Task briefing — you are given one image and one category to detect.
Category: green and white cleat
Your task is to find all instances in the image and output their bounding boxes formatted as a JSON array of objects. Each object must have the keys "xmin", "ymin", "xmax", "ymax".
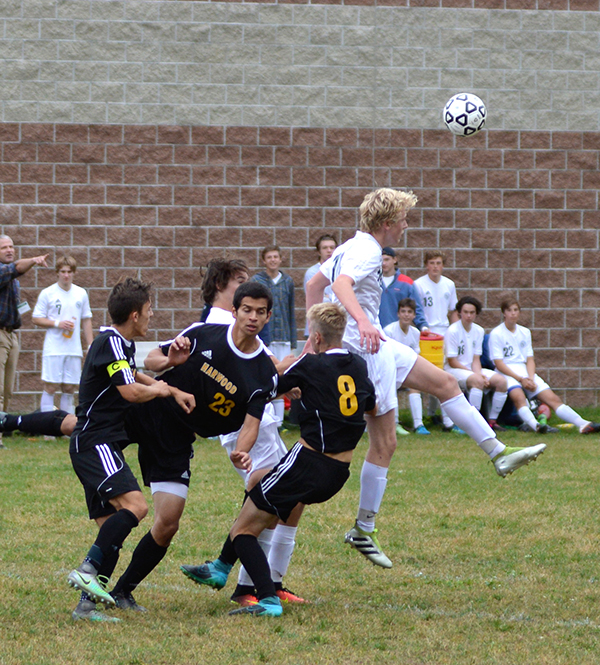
[
  {"xmin": 67, "ymin": 567, "xmax": 115, "ymax": 607},
  {"xmin": 72, "ymin": 599, "xmax": 121, "ymax": 623},
  {"xmin": 493, "ymin": 443, "xmax": 546, "ymax": 478},
  {"xmin": 344, "ymin": 522, "xmax": 392, "ymax": 569},
  {"xmin": 229, "ymin": 595, "xmax": 282, "ymax": 617},
  {"xmin": 396, "ymin": 424, "xmax": 409, "ymax": 436}
]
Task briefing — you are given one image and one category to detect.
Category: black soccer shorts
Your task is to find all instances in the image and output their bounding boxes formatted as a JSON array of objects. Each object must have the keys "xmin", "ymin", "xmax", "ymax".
[
  {"xmin": 70, "ymin": 441, "xmax": 141, "ymax": 520},
  {"xmin": 249, "ymin": 442, "xmax": 350, "ymax": 522}
]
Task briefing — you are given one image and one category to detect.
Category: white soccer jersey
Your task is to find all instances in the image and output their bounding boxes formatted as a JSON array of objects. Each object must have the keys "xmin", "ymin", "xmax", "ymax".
[
  {"xmin": 320, "ymin": 231, "xmax": 383, "ymax": 352},
  {"xmin": 444, "ymin": 320, "xmax": 483, "ymax": 371},
  {"xmin": 303, "ymin": 262, "xmax": 334, "ymax": 335},
  {"xmin": 32, "ymin": 283, "xmax": 92, "ymax": 357},
  {"xmin": 205, "ymin": 306, "xmax": 234, "ymax": 325},
  {"xmin": 413, "ymin": 274, "xmax": 457, "ymax": 334},
  {"xmin": 488, "ymin": 322, "xmax": 534, "ymax": 367},
  {"xmin": 383, "ymin": 321, "xmax": 421, "ymax": 355}
]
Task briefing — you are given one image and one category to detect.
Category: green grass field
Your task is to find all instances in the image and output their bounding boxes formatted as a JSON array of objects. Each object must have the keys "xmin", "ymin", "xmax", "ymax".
[{"xmin": 2, "ymin": 414, "xmax": 600, "ymax": 665}]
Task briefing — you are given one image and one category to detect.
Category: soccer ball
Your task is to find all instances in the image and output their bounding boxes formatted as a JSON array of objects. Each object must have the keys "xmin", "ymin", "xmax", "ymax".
[{"xmin": 443, "ymin": 93, "xmax": 487, "ymax": 137}]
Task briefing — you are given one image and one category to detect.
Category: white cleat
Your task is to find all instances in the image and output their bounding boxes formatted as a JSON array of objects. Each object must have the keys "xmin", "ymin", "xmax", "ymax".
[
  {"xmin": 344, "ymin": 522, "xmax": 392, "ymax": 568},
  {"xmin": 493, "ymin": 443, "xmax": 546, "ymax": 478}
]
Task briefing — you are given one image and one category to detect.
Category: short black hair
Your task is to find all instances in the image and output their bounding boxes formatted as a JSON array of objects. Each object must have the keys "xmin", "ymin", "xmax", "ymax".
[
  {"xmin": 107, "ymin": 277, "xmax": 152, "ymax": 325},
  {"xmin": 397, "ymin": 297, "xmax": 416, "ymax": 312},
  {"xmin": 456, "ymin": 295, "xmax": 482, "ymax": 316},
  {"xmin": 233, "ymin": 281, "xmax": 273, "ymax": 312}
]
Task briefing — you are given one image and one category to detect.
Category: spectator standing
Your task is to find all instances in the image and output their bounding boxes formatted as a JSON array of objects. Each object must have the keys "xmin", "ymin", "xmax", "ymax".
[
  {"xmin": 379, "ymin": 247, "xmax": 428, "ymax": 331},
  {"xmin": 303, "ymin": 234, "xmax": 337, "ymax": 336},
  {"xmin": 252, "ymin": 245, "xmax": 297, "ymax": 425},
  {"xmin": 32, "ymin": 255, "xmax": 93, "ymax": 414},
  {"xmin": 0, "ymin": 235, "xmax": 49, "ymax": 447}
]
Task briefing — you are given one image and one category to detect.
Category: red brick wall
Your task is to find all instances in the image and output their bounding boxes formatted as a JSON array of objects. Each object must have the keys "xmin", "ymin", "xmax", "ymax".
[{"xmin": 2, "ymin": 122, "xmax": 599, "ymax": 408}]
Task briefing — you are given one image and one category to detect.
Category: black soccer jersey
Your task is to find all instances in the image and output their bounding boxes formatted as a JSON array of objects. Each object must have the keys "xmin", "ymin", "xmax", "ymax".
[
  {"xmin": 277, "ymin": 349, "xmax": 376, "ymax": 455},
  {"xmin": 158, "ymin": 322, "xmax": 278, "ymax": 438},
  {"xmin": 71, "ymin": 327, "xmax": 137, "ymax": 452}
]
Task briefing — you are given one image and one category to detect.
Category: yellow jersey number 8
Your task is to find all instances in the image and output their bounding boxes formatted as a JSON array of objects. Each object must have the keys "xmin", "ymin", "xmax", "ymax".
[{"xmin": 337, "ymin": 375, "xmax": 358, "ymax": 416}]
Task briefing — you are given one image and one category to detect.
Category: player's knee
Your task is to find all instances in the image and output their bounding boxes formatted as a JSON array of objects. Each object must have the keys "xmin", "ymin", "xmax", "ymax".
[
  {"xmin": 437, "ymin": 372, "xmax": 460, "ymax": 400},
  {"xmin": 121, "ymin": 495, "xmax": 148, "ymax": 522},
  {"xmin": 469, "ymin": 375, "xmax": 485, "ymax": 390},
  {"xmin": 494, "ymin": 377, "xmax": 508, "ymax": 392},
  {"xmin": 153, "ymin": 518, "xmax": 179, "ymax": 546},
  {"xmin": 60, "ymin": 414, "xmax": 77, "ymax": 436}
]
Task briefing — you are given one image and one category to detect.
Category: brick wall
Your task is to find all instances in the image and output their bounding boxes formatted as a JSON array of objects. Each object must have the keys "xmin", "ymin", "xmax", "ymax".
[
  {"xmin": 3, "ymin": 121, "xmax": 599, "ymax": 409},
  {"xmin": 3, "ymin": 3, "xmax": 600, "ymax": 131}
]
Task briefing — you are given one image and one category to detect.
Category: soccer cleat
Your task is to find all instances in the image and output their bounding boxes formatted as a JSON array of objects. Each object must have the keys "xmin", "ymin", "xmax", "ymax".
[
  {"xmin": 396, "ymin": 423, "xmax": 409, "ymax": 436},
  {"xmin": 0, "ymin": 411, "xmax": 7, "ymax": 432},
  {"xmin": 414, "ymin": 425, "xmax": 431, "ymax": 435},
  {"xmin": 180, "ymin": 559, "xmax": 232, "ymax": 590},
  {"xmin": 488, "ymin": 419, "xmax": 507, "ymax": 432},
  {"xmin": 230, "ymin": 593, "xmax": 259, "ymax": 607},
  {"xmin": 537, "ymin": 423, "xmax": 559, "ymax": 434},
  {"xmin": 442, "ymin": 425, "xmax": 466, "ymax": 434},
  {"xmin": 229, "ymin": 595, "xmax": 283, "ymax": 617},
  {"xmin": 276, "ymin": 587, "xmax": 308, "ymax": 604},
  {"xmin": 110, "ymin": 591, "xmax": 148, "ymax": 612},
  {"xmin": 72, "ymin": 599, "xmax": 121, "ymax": 623},
  {"xmin": 67, "ymin": 568, "xmax": 115, "ymax": 607},
  {"xmin": 344, "ymin": 522, "xmax": 392, "ymax": 569},
  {"xmin": 493, "ymin": 443, "xmax": 546, "ymax": 478},
  {"xmin": 580, "ymin": 422, "xmax": 600, "ymax": 435}
]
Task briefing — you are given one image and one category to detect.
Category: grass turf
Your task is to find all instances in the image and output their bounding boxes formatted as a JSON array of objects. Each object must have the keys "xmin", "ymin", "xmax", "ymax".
[{"xmin": 1, "ymin": 414, "xmax": 600, "ymax": 665}]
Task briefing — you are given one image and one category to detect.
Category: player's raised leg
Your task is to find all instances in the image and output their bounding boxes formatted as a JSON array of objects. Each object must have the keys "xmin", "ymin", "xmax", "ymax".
[{"xmin": 403, "ymin": 356, "xmax": 546, "ymax": 477}]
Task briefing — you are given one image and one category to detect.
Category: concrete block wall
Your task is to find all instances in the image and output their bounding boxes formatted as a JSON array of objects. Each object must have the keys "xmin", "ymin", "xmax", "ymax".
[{"xmin": 1, "ymin": 0, "xmax": 600, "ymax": 408}]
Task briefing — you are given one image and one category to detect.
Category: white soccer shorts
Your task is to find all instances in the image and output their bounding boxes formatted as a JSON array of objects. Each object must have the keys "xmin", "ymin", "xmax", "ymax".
[{"xmin": 41, "ymin": 355, "xmax": 82, "ymax": 385}]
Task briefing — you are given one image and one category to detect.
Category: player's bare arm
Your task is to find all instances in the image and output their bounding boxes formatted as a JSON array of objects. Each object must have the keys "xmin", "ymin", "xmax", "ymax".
[
  {"xmin": 448, "ymin": 356, "xmax": 471, "ymax": 372},
  {"xmin": 230, "ymin": 413, "xmax": 262, "ymax": 471},
  {"xmin": 144, "ymin": 336, "xmax": 191, "ymax": 372},
  {"xmin": 303, "ymin": 271, "xmax": 332, "ymax": 354},
  {"xmin": 118, "ymin": 378, "xmax": 173, "ymax": 403},
  {"xmin": 332, "ymin": 274, "xmax": 384, "ymax": 354},
  {"xmin": 32, "ymin": 315, "xmax": 75, "ymax": 331},
  {"xmin": 82, "ymin": 318, "xmax": 93, "ymax": 350},
  {"xmin": 494, "ymin": 357, "xmax": 536, "ymax": 392},
  {"xmin": 134, "ymin": 371, "xmax": 195, "ymax": 413},
  {"xmin": 471, "ymin": 357, "xmax": 489, "ymax": 388}
]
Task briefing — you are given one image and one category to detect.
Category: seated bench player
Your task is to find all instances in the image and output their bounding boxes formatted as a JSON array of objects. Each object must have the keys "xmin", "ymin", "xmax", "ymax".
[
  {"xmin": 444, "ymin": 296, "xmax": 509, "ymax": 432},
  {"xmin": 382, "ymin": 298, "xmax": 430, "ymax": 435},
  {"xmin": 180, "ymin": 302, "xmax": 376, "ymax": 617},
  {"xmin": 489, "ymin": 295, "xmax": 600, "ymax": 435}
]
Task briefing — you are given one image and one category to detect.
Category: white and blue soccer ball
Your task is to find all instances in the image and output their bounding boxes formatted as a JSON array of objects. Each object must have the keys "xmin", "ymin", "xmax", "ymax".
[{"xmin": 443, "ymin": 93, "xmax": 487, "ymax": 137}]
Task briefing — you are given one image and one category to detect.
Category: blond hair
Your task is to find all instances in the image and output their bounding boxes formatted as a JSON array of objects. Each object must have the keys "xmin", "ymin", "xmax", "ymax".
[
  {"xmin": 359, "ymin": 188, "xmax": 418, "ymax": 233},
  {"xmin": 307, "ymin": 302, "xmax": 347, "ymax": 346}
]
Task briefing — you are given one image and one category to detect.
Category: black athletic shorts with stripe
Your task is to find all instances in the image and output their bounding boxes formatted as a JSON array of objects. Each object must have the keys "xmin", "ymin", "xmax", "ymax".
[
  {"xmin": 248, "ymin": 442, "xmax": 350, "ymax": 523},
  {"xmin": 70, "ymin": 440, "xmax": 141, "ymax": 520}
]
